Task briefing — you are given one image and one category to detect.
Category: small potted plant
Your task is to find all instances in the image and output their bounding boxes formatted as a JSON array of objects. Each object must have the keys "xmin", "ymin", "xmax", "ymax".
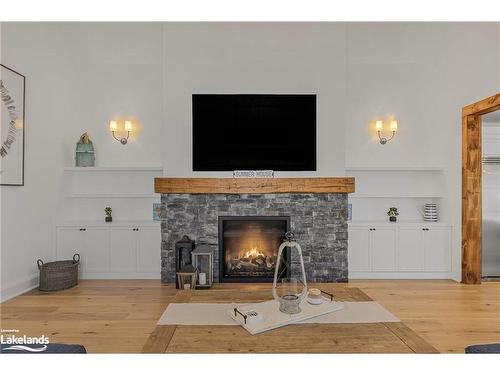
[
  {"xmin": 387, "ymin": 207, "xmax": 399, "ymax": 222},
  {"xmin": 105, "ymin": 207, "xmax": 113, "ymax": 222}
]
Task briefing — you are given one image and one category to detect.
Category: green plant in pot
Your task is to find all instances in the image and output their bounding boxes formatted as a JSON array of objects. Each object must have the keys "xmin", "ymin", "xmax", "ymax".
[
  {"xmin": 105, "ymin": 207, "xmax": 113, "ymax": 222},
  {"xmin": 387, "ymin": 207, "xmax": 399, "ymax": 222}
]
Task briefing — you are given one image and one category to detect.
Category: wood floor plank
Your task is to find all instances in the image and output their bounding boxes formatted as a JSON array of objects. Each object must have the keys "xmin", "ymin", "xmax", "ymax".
[
  {"xmin": 142, "ymin": 326, "xmax": 177, "ymax": 353},
  {"xmin": 346, "ymin": 288, "xmax": 373, "ymax": 302},
  {"xmin": 384, "ymin": 322, "xmax": 439, "ymax": 353}
]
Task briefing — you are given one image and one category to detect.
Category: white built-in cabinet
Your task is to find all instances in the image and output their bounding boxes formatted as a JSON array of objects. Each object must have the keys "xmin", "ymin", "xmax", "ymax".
[
  {"xmin": 348, "ymin": 223, "xmax": 452, "ymax": 278},
  {"xmin": 56, "ymin": 167, "xmax": 162, "ymax": 279},
  {"xmin": 56, "ymin": 223, "xmax": 160, "ymax": 279}
]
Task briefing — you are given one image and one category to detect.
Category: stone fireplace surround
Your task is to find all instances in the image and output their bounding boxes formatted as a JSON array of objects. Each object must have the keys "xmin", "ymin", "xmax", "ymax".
[{"xmin": 156, "ymin": 178, "xmax": 354, "ymax": 283}]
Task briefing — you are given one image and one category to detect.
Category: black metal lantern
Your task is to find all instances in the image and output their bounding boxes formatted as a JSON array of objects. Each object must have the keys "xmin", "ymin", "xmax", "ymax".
[{"xmin": 175, "ymin": 235, "xmax": 195, "ymax": 288}]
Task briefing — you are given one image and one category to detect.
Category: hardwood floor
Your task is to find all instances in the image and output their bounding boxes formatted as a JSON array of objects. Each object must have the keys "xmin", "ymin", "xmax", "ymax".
[
  {"xmin": 1, "ymin": 280, "xmax": 499, "ymax": 353},
  {"xmin": 350, "ymin": 280, "xmax": 500, "ymax": 353}
]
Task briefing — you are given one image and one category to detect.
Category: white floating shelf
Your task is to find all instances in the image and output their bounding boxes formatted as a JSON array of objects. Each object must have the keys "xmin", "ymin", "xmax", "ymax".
[
  {"xmin": 348, "ymin": 220, "xmax": 450, "ymax": 226},
  {"xmin": 345, "ymin": 166, "xmax": 445, "ymax": 172},
  {"xmin": 56, "ymin": 220, "xmax": 160, "ymax": 227},
  {"xmin": 65, "ymin": 194, "xmax": 159, "ymax": 199},
  {"xmin": 64, "ymin": 167, "xmax": 162, "ymax": 172},
  {"xmin": 349, "ymin": 194, "xmax": 443, "ymax": 198}
]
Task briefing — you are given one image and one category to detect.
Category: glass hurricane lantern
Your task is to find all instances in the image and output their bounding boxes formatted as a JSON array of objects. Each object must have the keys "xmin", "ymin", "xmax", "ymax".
[{"xmin": 272, "ymin": 232, "xmax": 308, "ymax": 314}]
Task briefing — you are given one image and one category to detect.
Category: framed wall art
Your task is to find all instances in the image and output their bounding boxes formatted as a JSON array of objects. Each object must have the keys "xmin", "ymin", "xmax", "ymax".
[{"xmin": 0, "ymin": 64, "xmax": 25, "ymax": 186}]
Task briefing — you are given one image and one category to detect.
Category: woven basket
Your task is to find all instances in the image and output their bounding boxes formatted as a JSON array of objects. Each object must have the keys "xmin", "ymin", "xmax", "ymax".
[{"xmin": 37, "ymin": 254, "xmax": 80, "ymax": 292}]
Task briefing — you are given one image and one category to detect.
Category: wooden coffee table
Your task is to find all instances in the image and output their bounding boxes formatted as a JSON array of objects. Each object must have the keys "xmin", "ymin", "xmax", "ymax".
[{"xmin": 142, "ymin": 287, "xmax": 438, "ymax": 353}]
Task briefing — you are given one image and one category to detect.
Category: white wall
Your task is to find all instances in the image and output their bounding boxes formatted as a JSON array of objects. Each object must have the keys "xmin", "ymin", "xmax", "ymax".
[
  {"xmin": 1, "ymin": 22, "xmax": 500, "ymax": 299},
  {"xmin": 58, "ymin": 23, "xmax": 163, "ymax": 168},
  {"xmin": 0, "ymin": 23, "xmax": 163, "ymax": 301},
  {"xmin": 162, "ymin": 23, "xmax": 348, "ymax": 177},
  {"xmin": 345, "ymin": 23, "xmax": 500, "ymax": 279}
]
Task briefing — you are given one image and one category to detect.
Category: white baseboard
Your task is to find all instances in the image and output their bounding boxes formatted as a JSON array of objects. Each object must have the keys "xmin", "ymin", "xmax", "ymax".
[
  {"xmin": 349, "ymin": 271, "xmax": 454, "ymax": 279},
  {"xmin": 0, "ymin": 273, "xmax": 39, "ymax": 302}
]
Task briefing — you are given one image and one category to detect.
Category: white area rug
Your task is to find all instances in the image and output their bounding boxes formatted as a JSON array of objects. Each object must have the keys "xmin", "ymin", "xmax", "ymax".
[{"xmin": 157, "ymin": 300, "xmax": 400, "ymax": 326}]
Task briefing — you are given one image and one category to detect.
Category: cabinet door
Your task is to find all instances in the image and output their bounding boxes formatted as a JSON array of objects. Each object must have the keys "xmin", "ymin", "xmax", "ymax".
[
  {"xmin": 137, "ymin": 227, "xmax": 160, "ymax": 273},
  {"xmin": 398, "ymin": 228, "xmax": 424, "ymax": 271},
  {"xmin": 424, "ymin": 228, "xmax": 451, "ymax": 272},
  {"xmin": 56, "ymin": 227, "xmax": 83, "ymax": 261},
  {"xmin": 83, "ymin": 228, "xmax": 110, "ymax": 273},
  {"xmin": 348, "ymin": 227, "xmax": 371, "ymax": 272},
  {"xmin": 371, "ymin": 227, "xmax": 397, "ymax": 271},
  {"xmin": 109, "ymin": 228, "xmax": 137, "ymax": 272}
]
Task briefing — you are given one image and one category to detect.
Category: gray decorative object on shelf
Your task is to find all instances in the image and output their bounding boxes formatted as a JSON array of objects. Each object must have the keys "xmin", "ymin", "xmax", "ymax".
[{"xmin": 75, "ymin": 132, "xmax": 95, "ymax": 167}]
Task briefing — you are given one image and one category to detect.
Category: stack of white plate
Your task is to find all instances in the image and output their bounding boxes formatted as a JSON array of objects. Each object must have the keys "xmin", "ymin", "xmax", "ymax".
[{"xmin": 423, "ymin": 203, "xmax": 438, "ymax": 222}]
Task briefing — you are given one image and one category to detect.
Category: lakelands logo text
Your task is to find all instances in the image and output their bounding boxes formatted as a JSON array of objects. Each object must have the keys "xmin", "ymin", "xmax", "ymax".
[
  {"xmin": 1, "ymin": 333, "xmax": 49, "ymax": 352},
  {"xmin": 1, "ymin": 335, "xmax": 49, "ymax": 345}
]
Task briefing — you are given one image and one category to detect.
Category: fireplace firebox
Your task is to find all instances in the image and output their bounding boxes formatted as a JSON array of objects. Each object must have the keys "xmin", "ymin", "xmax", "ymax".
[{"xmin": 218, "ymin": 216, "xmax": 290, "ymax": 282}]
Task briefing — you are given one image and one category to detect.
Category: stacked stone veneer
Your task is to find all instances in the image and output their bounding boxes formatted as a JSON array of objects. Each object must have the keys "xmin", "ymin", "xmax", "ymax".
[{"xmin": 161, "ymin": 193, "xmax": 348, "ymax": 283}]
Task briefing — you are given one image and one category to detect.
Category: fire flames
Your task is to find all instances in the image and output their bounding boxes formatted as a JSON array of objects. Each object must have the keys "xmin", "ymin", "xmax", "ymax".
[{"xmin": 241, "ymin": 246, "xmax": 266, "ymax": 259}]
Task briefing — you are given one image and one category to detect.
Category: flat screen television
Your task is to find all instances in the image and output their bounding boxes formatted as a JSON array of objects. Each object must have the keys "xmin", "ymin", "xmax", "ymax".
[{"xmin": 192, "ymin": 94, "xmax": 317, "ymax": 171}]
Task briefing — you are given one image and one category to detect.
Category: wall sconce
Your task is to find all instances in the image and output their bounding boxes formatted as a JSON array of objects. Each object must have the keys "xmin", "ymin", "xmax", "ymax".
[
  {"xmin": 375, "ymin": 120, "xmax": 398, "ymax": 145},
  {"xmin": 109, "ymin": 120, "xmax": 133, "ymax": 145}
]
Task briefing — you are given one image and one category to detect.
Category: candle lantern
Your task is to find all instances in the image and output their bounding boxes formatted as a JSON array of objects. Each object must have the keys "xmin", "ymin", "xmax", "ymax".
[
  {"xmin": 272, "ymin": 232, "xmax": 308, "ymax": 314},
  {"xmin": 191, "ymin": 244, "xmax": 213, "ymax": 289},
  {"xmin": 175, "ymin": 235, "xmax": 195, "ymax": 289}
]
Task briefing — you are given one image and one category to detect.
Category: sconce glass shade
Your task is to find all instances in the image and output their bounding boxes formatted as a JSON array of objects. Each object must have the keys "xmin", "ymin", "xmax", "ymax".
[
  {"xmin": 124, "ymin": 120, "xmax": 132, "ymax": 132},
  {"xmin": 375, "ymin": 120, "xmax": 383, "ymax": 131},
  {"xmin": 390, "ymin": 120, "xmax": 398, "ymax": 132},
  {"xmin": 109, "ymin": 120, "xmax": 118, "ymax": 132}
]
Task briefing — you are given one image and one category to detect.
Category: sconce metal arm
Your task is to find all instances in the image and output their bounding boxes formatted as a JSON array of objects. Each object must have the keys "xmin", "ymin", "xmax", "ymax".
[
  {"xmin": 112, "ymin": 131, "xmax": 130, "ymax": 145},
  {"xmin": 377, "ymin": 130, "xmax": 396, "ymax": 145}
]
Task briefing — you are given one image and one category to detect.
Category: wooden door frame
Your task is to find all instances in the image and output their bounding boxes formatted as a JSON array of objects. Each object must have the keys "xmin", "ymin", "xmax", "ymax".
[{"xmin": 462, "ymin": 93, "xmax": 500, "ymax": 284}]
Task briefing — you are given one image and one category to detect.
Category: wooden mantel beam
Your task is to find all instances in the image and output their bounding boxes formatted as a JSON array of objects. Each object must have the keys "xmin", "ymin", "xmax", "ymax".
[{"xmin": 155, "ymin": 177, "xmax": 355, "ymax": 194}]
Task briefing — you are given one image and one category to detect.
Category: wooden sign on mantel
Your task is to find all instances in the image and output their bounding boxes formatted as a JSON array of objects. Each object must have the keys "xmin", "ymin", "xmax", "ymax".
[
  {"xmin": 233, "ymin": 170, "xmax": 274, "ymax": 178},
  {"xmin": 154, "ymin": 177, "xmax": 355, "ymax": 194}
]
